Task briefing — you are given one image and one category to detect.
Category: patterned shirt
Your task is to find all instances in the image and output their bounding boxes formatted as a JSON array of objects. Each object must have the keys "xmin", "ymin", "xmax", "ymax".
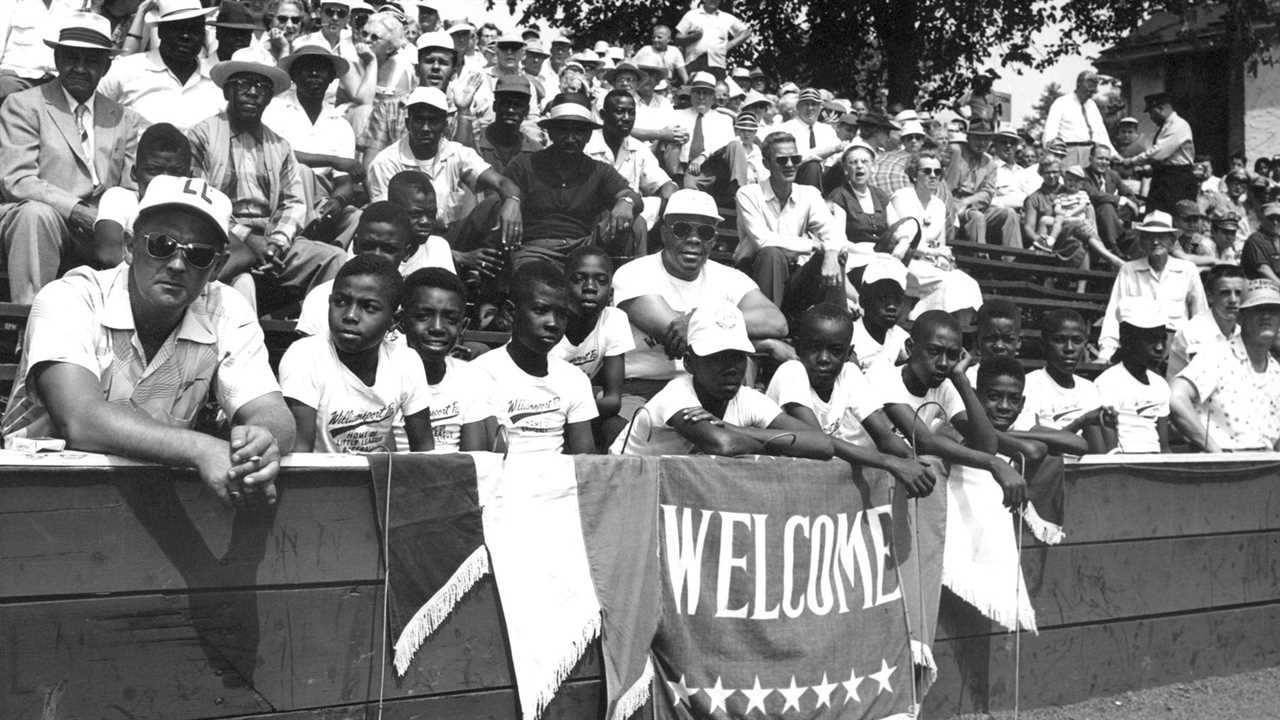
[{"xmin": 1178, "ymin": 336, "xmax": 1280, "ymax": 450}]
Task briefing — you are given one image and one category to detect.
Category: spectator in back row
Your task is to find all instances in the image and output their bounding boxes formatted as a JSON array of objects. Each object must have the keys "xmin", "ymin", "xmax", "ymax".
[{"xmin": 948, "ymin": 119, "xmax": 1022, "ymax": 249}]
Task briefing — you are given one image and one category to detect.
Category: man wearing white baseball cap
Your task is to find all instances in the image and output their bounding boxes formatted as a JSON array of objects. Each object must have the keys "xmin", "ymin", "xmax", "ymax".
[
  {"xmin": 99, "ymin": 0, "xmax": 225, "ymax": 128},
  {"xmin": 612, "ymin": 188, "xmax": 787, "ymax": 395},
  {"xmin": 0, "ymin": 12, "xmax": 147, "ymax": 303},
  {"xmin": 2, "ymin": 176, "xmax": 295, "ymax": 508}
]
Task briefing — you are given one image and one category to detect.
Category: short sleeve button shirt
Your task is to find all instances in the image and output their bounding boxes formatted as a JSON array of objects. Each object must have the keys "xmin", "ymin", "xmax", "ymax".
[
  {"xmin": 366, "ymin": 137, "xmax": 491, "ymax": 225},
  {"xmin": 1177, "ymin": 336, "xmax": 1280, "ymax": 450}
]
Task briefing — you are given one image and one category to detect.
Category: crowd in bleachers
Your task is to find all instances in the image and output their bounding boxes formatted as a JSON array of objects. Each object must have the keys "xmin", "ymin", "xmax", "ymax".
[{"xmin": 3, "ymin": 0, "xmax": 1280, "ymax": 511}]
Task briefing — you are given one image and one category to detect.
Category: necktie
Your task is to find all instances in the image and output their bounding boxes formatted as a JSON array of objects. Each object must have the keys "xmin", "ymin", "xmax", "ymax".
[
  {"xmin": 75, "ymin": 104, "xmax": 98, "ymax": 185},
  {"xmin": 689, "ymin": 112, "xmax": 705, "ymax": 162},
  {"xmin": 1081, "ymin": 99, "xmax": 1094, "ymax": 143},
  {"xmin": 809, "ymin": 123, "xmax": 816, "ymax": 149}
]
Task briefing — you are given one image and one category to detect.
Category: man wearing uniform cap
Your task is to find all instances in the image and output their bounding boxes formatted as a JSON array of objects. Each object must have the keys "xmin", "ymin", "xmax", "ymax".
[
  {"xmin": 99, "ymin": 0, "xmax": 225, "ymax": 128},
  {"xmin": 1116, "ymin": 91, "xmax": 1196, "ymax": 213},
  {"xmin": 674, "ymin": 0, "xmax": 751, "ymax": 82},
  {"xmin": 778, "ymin": 88, "xmax": 840, "ymax": 187},
  {"xmin": 0, "ymin": 12, "xmax": 147, "ymax": 303},
  {"xmin": 1171, "ymin": 277, "xmax": 1280, "ymax": 451},
  {"xmin": 1209, "ymin": 213, "xmax": 1244, "ymax": 265},
  {"xmin": 1097, "ymin": 210, "xmax": 1209, "ymax": 362},
  {"xmin": 1241, "ymin": 201, "xmax": 1280, "ymax": 283},
  {"xmin": 1, "ymin": 176, "xmax": 295, "ymax": 508},
  {"xmin": 190, "ymin": 48, "xmax": 346, "ymax": 313},
  {"xmin": 1042, "ymin": 69, "xmax": 1116, "ymax": 169}
]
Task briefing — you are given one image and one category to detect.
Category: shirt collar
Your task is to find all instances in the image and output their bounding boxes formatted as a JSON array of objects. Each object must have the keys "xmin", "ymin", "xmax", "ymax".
[
  {"xmin": 61, "ymin": 86, "xmax": 94, "ymax": 115},
  {"xmin": 145, "ymin": 47, "xmax": 212, "ymax": 81},
  {"xmin": 759, "ymin": 179, "xmax": 791, "ymax": 206},
  {"xmin": 100, "ymin": 265, "xmax": 217, "ymax": 343}
]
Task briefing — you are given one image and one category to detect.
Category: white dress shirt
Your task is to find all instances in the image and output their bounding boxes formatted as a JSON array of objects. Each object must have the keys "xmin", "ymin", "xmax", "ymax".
[
  {"xmin": 0, "ymin": 0, "xmax": 81, "ymax": 78},
  {"xmin": 1043, "ymin": 92, "xmax": 1116, "ymax": 152},
  {"xmin": 778, "ymin": 117, "xmax": 839, "ymax": 160},
  {"xmin": 97, "ymin": 49, "xmax": 223, "ymax": 129},
  {"xmin": 734, "ymin": 180, "xmax": 844, "ymax": 262},
  {"xmin": 670, "ymin": 106, "xmax": 733, "ymax": 164},
  {"xmin": 1098, "ymin": 256, "xmax": 1209, "ymax": 360}
]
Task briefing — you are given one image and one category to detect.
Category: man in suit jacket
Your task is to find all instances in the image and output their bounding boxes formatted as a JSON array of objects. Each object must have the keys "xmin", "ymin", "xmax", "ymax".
[
  {"xmin": 0, "ymin": 13, "xmax": 145, "ymax": 302},
  {"xmin": 1080, "ymin": 144, "xmax": 1136, "ymax": 255}
]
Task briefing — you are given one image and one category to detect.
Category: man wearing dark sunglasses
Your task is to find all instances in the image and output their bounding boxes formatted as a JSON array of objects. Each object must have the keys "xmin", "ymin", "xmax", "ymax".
[
  {"xmin": 735, "ymin": 131, "xmax": 848, "ymax": 316},
  {"xmin": 2, "ymin": 176, "xmax": 296, "ymax": 510}
]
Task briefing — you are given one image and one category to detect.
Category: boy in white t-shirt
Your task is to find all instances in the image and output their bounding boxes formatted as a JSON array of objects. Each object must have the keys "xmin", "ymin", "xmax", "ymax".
[
  {"xmin": 1023, "ymin": 309, "xmax": 1117, "ymax": 453},
  {"xmin": 1094, "ymin": 299, "xmax": 1172, "ymax": 453},
  {"xmin": 767, "ymin": 303, "xmax": 937, "ymax": 496},
  {"xmin": 280, "ymin": 255, "xmax": 433, "ymax": 453},
  {"xmin": 467, "ymin": 261, "xmax": 599, "ymax": 454},
  {"xmin": 611, "ymin": 301, "xmax": 834, "ymax": 458},
  {"xmin": 552, "ymin": 247, "xmax": 635, "ymax": 431},
  {"xmin": 851, "ymin": 261, "xmax": 911, "ymax": 371},
  {"xmin": 297, "ymin": 202, "xmax": 453, "ymax": 336},
  {"xmin": 868, "ymin": 310, "xmax": 1028, "ymax": 508},
  {"xmin": 94, "ymin": 122, "xmax": 192, "ymax": 269},
  {"xmin": 399, "ymin": 267, "xmax": 490, "ymax": 452},
  {"xmin": 386, "ymin": 170, "xmax": 458, "ymax": 274}
]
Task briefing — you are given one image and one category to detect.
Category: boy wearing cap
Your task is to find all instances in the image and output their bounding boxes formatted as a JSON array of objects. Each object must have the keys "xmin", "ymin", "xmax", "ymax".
[
  {"xmin": 1171, "ymin": 278, "xmax": 1280, "ymax": 451},
  {"xmin": 1095, "ymin": 299, "xmax": 1172, "ymax": 453},
  {"xmin": 1241, "ymin": 203, "xmax": 1280, "ymax": 283},
  {"xmin": 2, "ymin": 176, "xmax": 295, "ymax": 507},
  {"xmin": 851, "ymin": 261, "xmax": 911, "ymax": 370},
  {"xmin": 611, "ymin": 301, "xmax": 832, "ymax": 459},
  {"xmin": 0, "ymin": 12, "xmax": 147, "ymax": 303},
  {"xmin": 1098, "ymin": 210, "xmax": 1208, "ymax": 362}
]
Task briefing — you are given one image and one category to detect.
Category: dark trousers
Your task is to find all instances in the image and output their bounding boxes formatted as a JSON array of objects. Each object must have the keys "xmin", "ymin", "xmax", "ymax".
[
  {"xmin": 741, "ymin": 248, "xmax": 844, "ymax": 317},
  {"xmin": 1147, "ymin": 165, "xmax": 1198, "ymax": 215}
]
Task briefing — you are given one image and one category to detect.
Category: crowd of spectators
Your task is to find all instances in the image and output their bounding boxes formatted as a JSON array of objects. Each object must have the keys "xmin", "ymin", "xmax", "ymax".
[{"xmin": 2, "ymin": 0, "xmax": 1280, "ymax": 511}]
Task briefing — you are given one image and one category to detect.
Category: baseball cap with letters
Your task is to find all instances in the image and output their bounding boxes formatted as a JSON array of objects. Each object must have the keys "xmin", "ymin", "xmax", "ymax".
[
  {"xmin": 687, "ymin": 301, "xmax": 754, "ymax": 356},
  {"xmin": 137, "ymin": 176, "xmax": 233, "ymax": 244},
  {"xmin": 1240, "ymin": 279, "xmax": 1280, "ymax": 310}
]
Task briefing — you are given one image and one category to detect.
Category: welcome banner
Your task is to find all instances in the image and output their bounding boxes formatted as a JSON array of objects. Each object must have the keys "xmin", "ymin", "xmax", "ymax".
[{"xmin": 652, "ymin": 456, "xmax": 917, "ymax": 720}]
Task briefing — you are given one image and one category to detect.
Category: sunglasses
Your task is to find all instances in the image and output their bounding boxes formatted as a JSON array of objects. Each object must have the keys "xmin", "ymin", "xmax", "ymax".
[
  {"xmin": 670, "ymin": 221, "xmax": 717, "ymax": 242},
  {"xmin": 143, "ymin": 233, "xmax": 221, "ymax": 269},
  {"xmin": 275, "ymin": 14, "xmax": 302, "ymax": 24},
  {"xmin": 773, "ymin": 154, "xmax": 803, "ymax": 167},
  {"xmin": 322, "ymin": 5, "xmax": 349, "ymax": 18},
  {"xmin": 918, "ymin": 167, "xmax": 944, "ymax": 177},
  {"xmin": 229, "ymin": 76, "xmax": 272, "ymax": 94}
]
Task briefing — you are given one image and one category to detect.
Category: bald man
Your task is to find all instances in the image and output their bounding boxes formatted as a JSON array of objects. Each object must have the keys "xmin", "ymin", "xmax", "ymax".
[{"xmin": 1042, "ymin": 70, "xmax": 1116, "ymax": 169}]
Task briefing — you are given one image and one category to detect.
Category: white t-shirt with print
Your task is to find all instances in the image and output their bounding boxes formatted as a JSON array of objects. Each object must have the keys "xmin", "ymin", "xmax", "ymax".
[
  {"xmin": 1094, "ymin": 363, "xmax": 1169, "ymax": 453},
  {"xmin": 469, "ymin": 345, "xmax": 599, "ymax": 454},
  {"xmin": 1021, "ymin": 368, "xmax": 1101, "ymax": 431},
  {"xmin": 766, "ymin": 360, "xmax": 881, "ymax": 448},
  {"xmin": 867, "ymin": 362, "xmax": 966, "ymax": 431},
  {"xmin": 550, "ymin": 306, "xmax": 635, "ymax": 381},
  {"xmin": 421, "ymin": 355, "xmax": 475, "ymax": 453},
  {"xmin": 610, "ymin": 373, "xmax": 783, "ymax": 456},
  {"xmin": 612, "ymin": 252, "xmax": 759, "ymax": 380},
  {"xmin": 279, "ymin": 335, "xmax": 432, "ymax": 453}
]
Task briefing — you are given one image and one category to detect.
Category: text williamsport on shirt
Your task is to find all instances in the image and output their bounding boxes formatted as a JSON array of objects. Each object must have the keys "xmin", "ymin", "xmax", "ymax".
[
  {"xmin": 328, "ymin": 404, "xmax": 397, "ymax": 452},
  {"xmin": 432, "ymin": 400, "xmax": 461, "ymax": 444},
  {"xmin": 507, "ymin": 396, "xmax": 563, "ymax": 433},
  {"xmin": 567, "ymin": 349, "xmax": 599, "ymax": 367}
]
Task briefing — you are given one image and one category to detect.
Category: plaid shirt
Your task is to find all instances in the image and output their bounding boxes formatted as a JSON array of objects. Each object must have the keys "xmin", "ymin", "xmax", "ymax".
[
  {"xmin": 870, "ymin": 149, "xmax": 913, "ymax": 194},
  {"xmin": 359, "ymin": 97, "xmax": 405, "ymax": 156}
]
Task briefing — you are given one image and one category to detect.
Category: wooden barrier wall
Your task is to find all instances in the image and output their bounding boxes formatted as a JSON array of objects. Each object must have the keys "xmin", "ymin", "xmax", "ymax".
[{"xmin": 3, "ymin": 452, "xmax": 1279, "ymax": 719}]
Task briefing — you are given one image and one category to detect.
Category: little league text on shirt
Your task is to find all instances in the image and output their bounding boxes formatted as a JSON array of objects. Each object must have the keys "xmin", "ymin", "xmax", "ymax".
[{"xmin": 660, "ymin": 503, "xmax": 902, "ymax": 619}]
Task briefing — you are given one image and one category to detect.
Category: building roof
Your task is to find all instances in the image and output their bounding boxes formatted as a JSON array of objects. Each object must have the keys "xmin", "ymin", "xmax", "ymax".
[{"xmin": 1095, "ymin": 7, "xmax": 1229, "ymax": 70}]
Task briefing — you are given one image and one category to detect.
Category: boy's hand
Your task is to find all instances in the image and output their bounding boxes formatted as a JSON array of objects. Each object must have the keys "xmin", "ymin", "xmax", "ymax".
[
  {"xmin": 887, "ymin": 456, "xmax": 936, "ymax": 498},
  {"xmin": 990, "ymin": 460, "xmax": 1028, "ymax": 509},
  {"xmin": 675, "ymin": 407, "xmax": 723, "ymax": 426},
  {"xmin": 950, "ymin": 347, "xmax": 976, "ymax": 383}
]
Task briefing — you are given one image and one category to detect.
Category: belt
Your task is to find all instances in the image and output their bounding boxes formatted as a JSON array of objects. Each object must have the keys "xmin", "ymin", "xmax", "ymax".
[
  {"xmin": 523, "ymin": 236, "xmax": 588, "ymax": 250},
  {"xmin": 1064, "ymin": 141, "xmax": 1095, "ymax": 147},
  {"xmin": 1154, "ymin": 164, "xmax": 1194, "ymax": 172}
]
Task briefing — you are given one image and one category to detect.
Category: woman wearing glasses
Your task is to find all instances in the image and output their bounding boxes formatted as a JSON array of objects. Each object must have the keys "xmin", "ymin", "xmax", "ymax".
[
  {"xmin": 887, "ymin": 149, "xmax": 983, "ymax": 324},
  {"xmin": 263, "ymin": 0, "xmax": 308, "ymax": 61}
]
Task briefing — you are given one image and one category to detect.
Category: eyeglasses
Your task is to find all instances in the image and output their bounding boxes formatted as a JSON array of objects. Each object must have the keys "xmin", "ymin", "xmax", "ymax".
[
  {"xmin": 229, "ymin": 76, "xmax": 272, "ymax": 94},
  {"xmin": 275, "ymin": 14, "xmax": 302, "ymax": 24},
  {"xmin": 143, "ymin": 233, "xmax": 222, "ymax": 269},
  {"xmin": 773, "ymin": 154, "xmax": 803, "ymax": 167},
  {"xmin": 918, "ymin": 167, "xmax": 944, "ymax": 177},
  {"xmin": 670, "ymin": 221, "xmax": 717, "ymax": 242},
  {"xmin": 322, "ymin": 5, "xmax": 349, "ymax": 18}
]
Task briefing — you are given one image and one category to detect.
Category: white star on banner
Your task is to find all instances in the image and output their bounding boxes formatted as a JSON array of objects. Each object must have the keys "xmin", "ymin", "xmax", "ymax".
[
  {"xmin": 779, "ymin": 675, "xmax": 807, "ymax": 713},
  {"xmin": 702, "ymin": 676, "xmax": 733, "ymax": 714},
  {"xmin": 666, "ymin": 674, "xmax": 695, "ymax": 707},
  {"xmin": 871, "ymin": 659, "xmax": 896, "ymax": 695},
  {"xmin": 812, "ymin": 672, "xmax": 837, "ymax": 709},
  {"xmin": 842, "ymin": 666, "xmax": 864, "ymax": 705},
  {"xmin": 741, "ymin": 675, "xmax": 773, "ymax": 715}
]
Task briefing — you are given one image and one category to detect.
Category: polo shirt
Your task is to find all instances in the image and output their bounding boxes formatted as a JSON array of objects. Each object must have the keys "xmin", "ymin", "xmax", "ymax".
[
  {"xmin": 584, "ymin": 132, "xmax": 672, "ymax": 196},
  {"xmin": 366, "ymin": 137, "xmax": 491, "ymax": 226},
  {"xmin": 1241, "ymin": 231, "xmax": 1280, "ymax": 280},
  {"xmin": 1097, "ymin": 256, "xmax": 1209, "ymax": 361},
  {"xmin": 1, "ymin": 265, "xmax": 279, "ymax": 441},
  {"xmin": 1178, "ymin": 335, "xmax": 1280, "ymax": 450},
  {"xmin": 503, "ymin": 149, "xmax": 631, "ymax": 240},
  {"xmin": 97, "ymin": 48, "xmax": 222, "ymax": 129},
  {"xmin": 262, "ymin": 90, "xmax": 357, "ymax": 187}
]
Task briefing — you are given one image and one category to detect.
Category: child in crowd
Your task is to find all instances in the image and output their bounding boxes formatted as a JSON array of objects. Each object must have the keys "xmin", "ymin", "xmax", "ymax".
[
  {"xmin": 551, "ymin": 247, "xmax": 634, "ymax": 440},
  {"xmin": 297, "ymin": 201, "xmax": 451, "ymax": 337},
  {"xmin": 1166, "ymin": 264, "xmax": 1245, "ymax": 379},
  {"xmin": 385, "ymin": 170, "xmax": 457, "ymax": 274},
  {"xmin": 399, "ymin": 267, "xmax": 489, "ymax": 453},
  {"xmin": 972, "ymin": 299, "xmax": 1021, "ymax": 365},
  {"xmin": 851, "ymin": 261, "xmax": 910, "ymax": 371},
  {"xmin": 611, "ymin": 301, "xmax": 834, "ymax": 459},
  {"xmin": 867, "ymin": 310, "xmax": 1027, "ymax": 508},
  {"xmin": 280, "ymin": 255, "xmax": 433, "ymax": 453},
  {"xmin": 94, "ymin": 122, "xmax": 192, "ymax": 267},
  {"xmin": 1094, "ymin": 299, "xmax": 1172, "ymax": 453},
  {"xmin": 465, "ymin": 260, "xmax": 598, "ymax": 454},
  {"xmin": 767, "ymin": 303, "xmax": 936, "ymax": 496},
  {"xmin": 1023, "ymin": 309, "xmax": 1117, "ymax": 453}
]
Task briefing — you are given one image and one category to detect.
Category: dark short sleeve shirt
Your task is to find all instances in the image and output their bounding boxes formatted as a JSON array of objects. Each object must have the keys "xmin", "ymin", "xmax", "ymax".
[
  {"xmin": 1241, "ymin": 231, "xmax": 1280, "ymax": 279},
  {"xmin": 505, "ymin": 150, "xmax": 631, "ymax": 240},
  {"xmin": 826, "ymin": 184, "xmax": 888, "ymax": 246}
]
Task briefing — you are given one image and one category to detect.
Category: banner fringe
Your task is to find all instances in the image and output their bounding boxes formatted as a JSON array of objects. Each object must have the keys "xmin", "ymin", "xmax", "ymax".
[
  {"xmin": 1020, "ymin": 503, "xmax": 1064, "ymax": 545},
  {"xmin": 393, "ymin": 546, "xmax": 491, "ymax": 676},
  {"xmin": 529, "ymin": 611, "xmax": 602, "ymax": 720},
  {"xmin": 609, "ymin": 655, "xmax": 653, "ymax": 720},
  {"xmin": 942, "ymin": 567, "xmax": 1038, "ymax": 634},
  {"xmin": 911, "ymin": 639, "xmax": 937, "ymax": 696}
]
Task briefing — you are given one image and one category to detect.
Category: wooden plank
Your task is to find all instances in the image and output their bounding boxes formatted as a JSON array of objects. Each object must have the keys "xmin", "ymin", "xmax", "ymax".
[
  {"xmin": 0, "ymin": 468, "xmax": 381, "ymax": 597},
  {"xmin": 1062, "ymin": 459, "xmax": 1280, "ymax": 543},
  {"xmin": 952, "ymin": 251, "xmax": 1117, "ymax": 281},
  {"xmin": 935, "ymin": 530, "xmax": 1280, "ymax": 639},
  {"xmin": 926, "ymin": 601, "xmax": 1280, "ymax": 717},
  {"xmin": 1, "ymin": 579, "xmax": 601, "ymax": 720}
]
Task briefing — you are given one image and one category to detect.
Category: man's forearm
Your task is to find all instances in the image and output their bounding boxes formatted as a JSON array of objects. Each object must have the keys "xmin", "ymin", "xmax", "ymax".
[{"xmin": 58, "ymin": 399, "xmax": 227, "ymax": 468}]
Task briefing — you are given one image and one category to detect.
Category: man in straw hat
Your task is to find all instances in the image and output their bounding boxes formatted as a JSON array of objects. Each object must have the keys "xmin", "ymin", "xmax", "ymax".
[
  {"xmin": 947, "ymin": 117, "xmax": 1023, "ymax": 248},
  {"xmin": 0, "ymin": 12, "xmax": 146, "ymax": 303},
  {"xmin": 187, "ymin": 48, "xmax": 346, "ymax": 313},
  {"xmin": 99, "ymin": 0, "xmax": 224, "ymax": 128},
  {"xmin": 1097, "ymin": 210, "xmax": 1209, "ymax": 362},
  {"xmin": 668, "ymin": 70, "xmax": 733, "ymax": 177},
  {"xmin": 208, "ymin": 1, "xmax": 263, "ymax": 62},
  {"xmin": 0, "ymin": 0, "xmax": 81, "ymax": 103}
]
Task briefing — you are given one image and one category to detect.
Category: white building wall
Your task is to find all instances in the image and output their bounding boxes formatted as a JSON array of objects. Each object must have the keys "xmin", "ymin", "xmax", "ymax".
[{"xmin": 1243, "ymin": 60, "xmax": 1280, "ymax": 162}]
